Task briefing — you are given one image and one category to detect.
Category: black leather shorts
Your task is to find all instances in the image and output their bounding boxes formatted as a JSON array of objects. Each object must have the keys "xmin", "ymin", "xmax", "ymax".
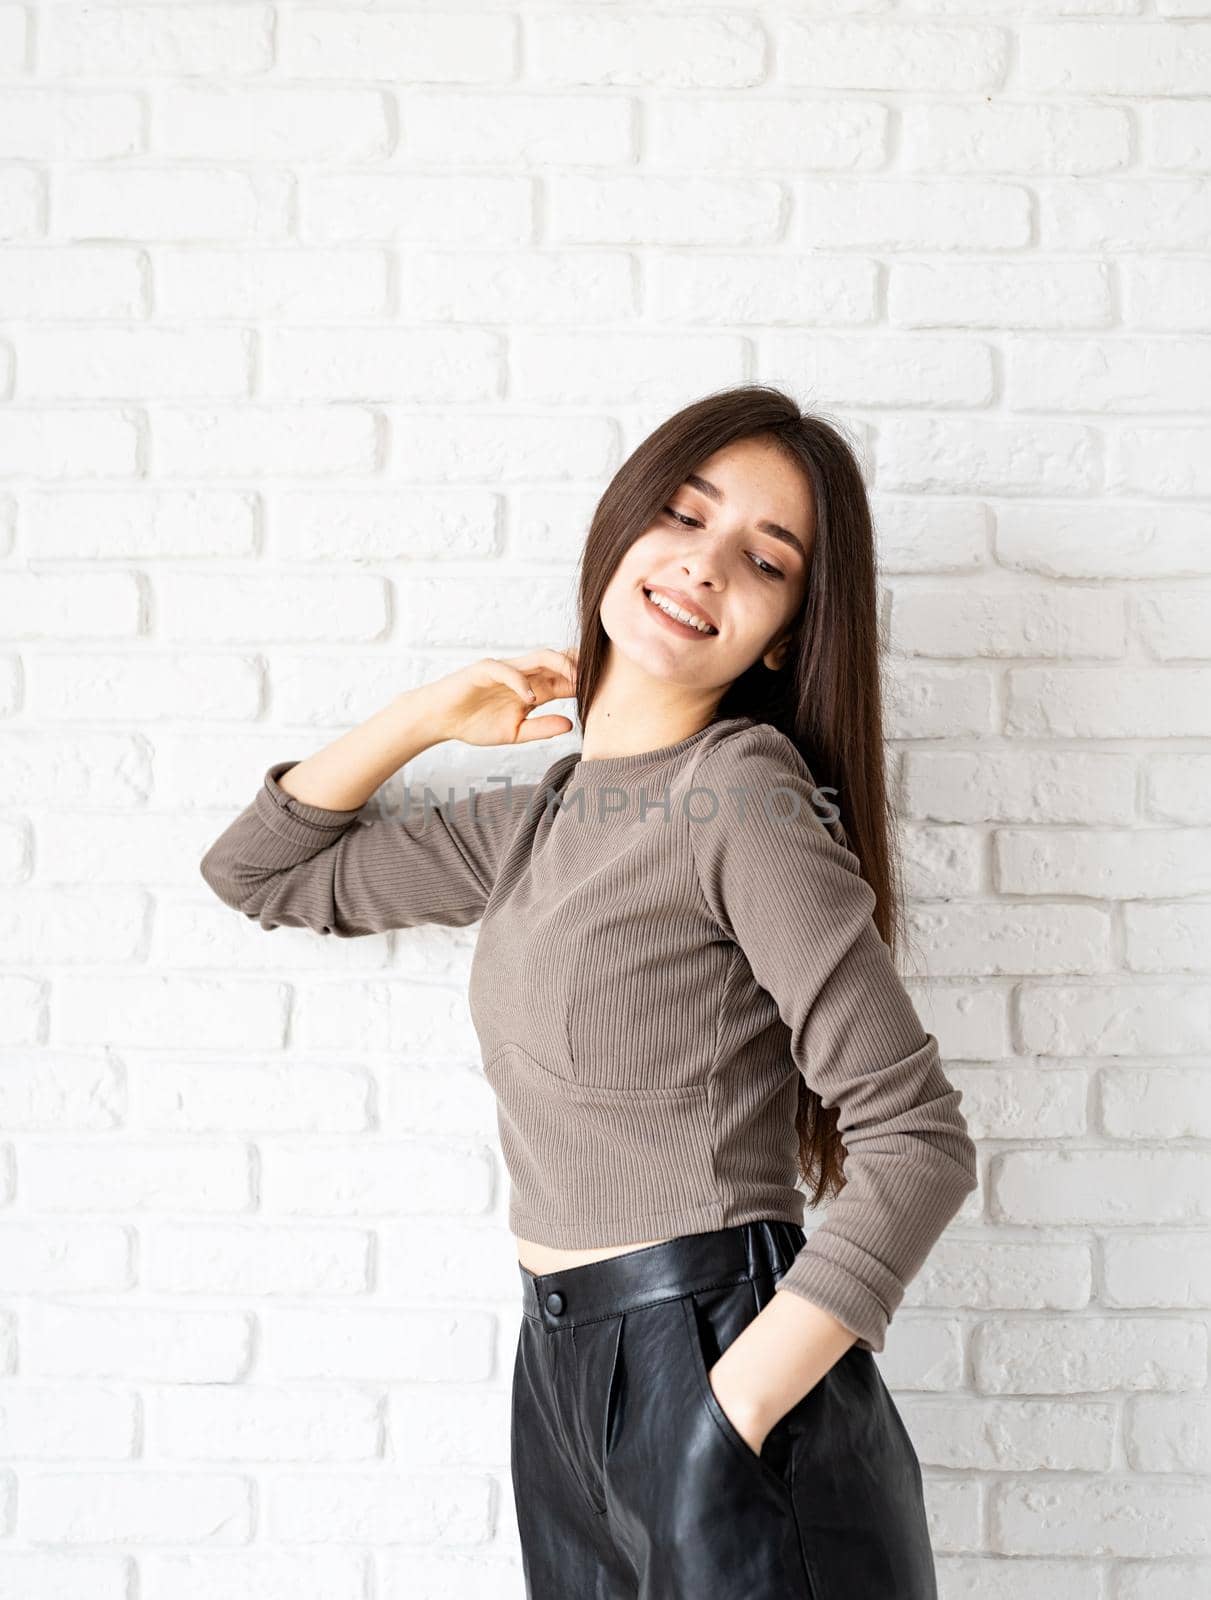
[{"xmin": 511, "ymin": 1220, "xmax": 937, "ymax": 1599}]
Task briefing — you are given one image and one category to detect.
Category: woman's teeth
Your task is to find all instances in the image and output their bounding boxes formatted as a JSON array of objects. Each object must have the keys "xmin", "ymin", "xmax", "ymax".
[{"xmin": 644, "ymin": 589, "xmax": 717, "ymax": 635}]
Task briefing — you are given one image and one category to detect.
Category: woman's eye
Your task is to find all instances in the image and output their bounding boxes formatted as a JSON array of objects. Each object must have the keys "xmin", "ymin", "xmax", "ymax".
[
  {"xmin": 662, "ymin": 506, "xmax": 784, "ymax": 579},
  {"xmin": 662, "ymin": 505, "xmax": 698, "ymax": 528},
  {"xmin": 750, "ymin": 554, "xmax": 784, "ymax": 579}
]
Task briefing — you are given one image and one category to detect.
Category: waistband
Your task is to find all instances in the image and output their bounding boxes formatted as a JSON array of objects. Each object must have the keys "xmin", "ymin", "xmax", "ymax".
[{"xmin": 518, "ymin": 1220, "xmax": 807, "ymax": 1330}]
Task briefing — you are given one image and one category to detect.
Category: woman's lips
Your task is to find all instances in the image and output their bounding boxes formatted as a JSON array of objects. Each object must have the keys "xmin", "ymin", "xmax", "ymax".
[{"xmin": 642, "ymin": 587, "xmax": 719, "ymax": 640}]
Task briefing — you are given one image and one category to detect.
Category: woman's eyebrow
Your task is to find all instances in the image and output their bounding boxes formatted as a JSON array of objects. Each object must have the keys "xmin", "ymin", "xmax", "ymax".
[{"xmin": 683, "ymin": 473, "xmax": 808, "ymax": 563}]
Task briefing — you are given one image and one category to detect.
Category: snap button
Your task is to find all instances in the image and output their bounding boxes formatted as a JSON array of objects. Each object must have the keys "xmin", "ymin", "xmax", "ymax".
[{"xmin": 545, "ymin": 1290, "xmax": 565, "ymax": 1315}]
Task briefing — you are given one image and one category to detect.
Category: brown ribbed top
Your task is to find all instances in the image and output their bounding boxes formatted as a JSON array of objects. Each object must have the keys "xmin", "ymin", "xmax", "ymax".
[{"xmin": 199, "ymin": 713, "xmax": 979, "ymax": 1352}]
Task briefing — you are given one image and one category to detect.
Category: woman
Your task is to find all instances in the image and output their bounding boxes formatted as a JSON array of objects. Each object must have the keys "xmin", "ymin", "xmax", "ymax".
[{"xmin": 200, "ymin": 384, "xmax": 979, "ymax": 1599}]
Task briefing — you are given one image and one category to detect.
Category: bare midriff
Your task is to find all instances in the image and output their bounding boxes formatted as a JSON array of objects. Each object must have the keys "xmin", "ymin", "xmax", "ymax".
[{"xmin": 516, "ymin": 1233, "xmax": 677, "ymax": 1276}]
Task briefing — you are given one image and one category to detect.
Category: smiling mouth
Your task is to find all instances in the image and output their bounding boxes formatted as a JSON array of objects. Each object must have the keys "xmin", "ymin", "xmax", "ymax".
[{"xmin": 643, "ymin": 587, "xmax": 719, "ymax": 636}]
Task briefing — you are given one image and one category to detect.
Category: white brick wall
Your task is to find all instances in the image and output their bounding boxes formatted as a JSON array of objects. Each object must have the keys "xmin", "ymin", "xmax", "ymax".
[{"xmin": 3, "ymin": 2, "xmax": 1210, "ymax": 1594}]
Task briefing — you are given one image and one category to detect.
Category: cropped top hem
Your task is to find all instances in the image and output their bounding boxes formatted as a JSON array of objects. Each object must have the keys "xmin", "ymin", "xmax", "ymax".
[{"xmin": 507, "ymin": 1194, "xmax": 808, "ymax": 1249}]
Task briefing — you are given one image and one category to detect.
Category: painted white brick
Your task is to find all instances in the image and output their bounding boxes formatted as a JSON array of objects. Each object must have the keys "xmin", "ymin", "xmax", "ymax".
[
  {"xmin": 512, "ymin": 330, "xmax": 745, "ymax": 406},
  {"xmin": 0, "ymin": 89, "xmax": 141, "ymax": 160},
  {"xmin": 1103, "ymin": 1234, "xmax": 1211, "ymax": 1309},
  {"xmin": 552, "ymin": 174, "xmax": 782, "ymax": 246},
  {"xmin": 1098, "ymin": 1068, "xmax": 1211, "ymax": 1138},
  {"xmin": 922, "ymin": 1475, "xmax": 982, "ymax": 1555},
  {"xmin": 531, "ymin": 13, "xmax": 764, "ymax": 87},
  {"xmin": 903, "ymin": 104, "xmax": 1129, "ymax": 174},
  {"xmin": 903, "ymin": 750, "xmax": 1135, "ymax": 825},
  {"xmin": 156, "ymin": 87, "xmax": 391, "ymax": 163},
  {"xmin": 0, "ymin": 245, "xmax": 143, "ymax": 318},
  {"xmin": 19, "ymin": 1141, "xmax": 252, "ymax": 1213},
  {"xmin": 883, "ymin": 665, "xmax": 997, "ymax": 740},
  {"xmin": 20, "ymin": 1471, "xmax": 252, "ymax": 1545},
  {"xmin": 991, "ymin": 1477, "xmax": 1211, "ymax": 1558},
  {"xmin": 783, "ymin": 22, "xmax": 1008, "ymax": 91},
  {"xmin": 154, "ymin": 406, "xmax": 379, "ymax": 478},
  {"xmin": 892, "ymin": 586, "xmax": 1124, "ymax": 659},
  {"xmin": 44, "ymin": 6, "xmax": 271, "ymax": 77},
  {"xmin": 388, "ymin": 411, "xmax": 614, "ymax": 482},
  {"xmin": 937, "ymin": 1557, "xmax": 1102, "ymax": 1600},
  {"xmin": 1135, "ymin": 590, "xmax": 1211, "ymax": 658},
  {"xmin": 0, "ymin": 978, "xmax": 41, "ymax": 1045},
  {"xmin": 404, "ymin": 249, "xmax": 634, "ymax": 324},
  {"xmin": 996, "ymin": 828, "xmax": 1211, "ymax": 898},
  {"xmin": 1128, "ymin": 1397, "xmax": 1211, "ymax": 1472},
  {"xmin": 1123, "ymin": 258, "xmax": 1211, "ymax": 329},
  {"xmin": 262, "ymin": 1139, "xmax": 492, "ymax": 1220},
  {"xmin": 996, "ymin": 504, "xmax": 1211, "ymax": 578},
  {"xmin": 652, "ymin": 253, "xmax": 878, "ymax": 328},
  {"xmin": 1015, "ymin": 982, "xmax": 1211, "ymax": 1056},
  {"xmin": 973, "ymin": 1317, "xmax": 1207, "ymax": 1394},
  {"xmin": 0, "ymin": 5, "xmax": 26, "ymax": 71},
  {"xmin": 1115, "ymin": 425, "xmax": 1211, "ymax": 497},
  {"xmin": 137, "ymin": 1058, "xmax": 370, "ymax": 1133},
  {"xmin": 158, "ymin": 247, "xmax": 388, "ymax": 321},
  {"xmin": 272, "ymin": 488, "xmax": 498, "ymax": 563},
  {"xmin": 158, "ymin": 572, "xmax": 388, "ymax": 643},
  {"xmin": 992, "ymin": 1150, "xmax": 1211, "ymax": 1225},
  {"xmin": 870, "ymin": 499, "xmax": 988, "ymax": 574},
  {"xmin": 149, "ymin": 1384, "xmax": 380, "ymax": 1462},
  {"xmin": 31, "ymin": 654, "xmax": 257, "ymax": 720},
  {"xmin": 260, "ymin": 1306, "xmax": 493, "ymax": 1384},
  {"xmin": 0, "ymin": 1385, "xmax": 134, "ymax": 1457},
  {"xmin": 19, "ymin": 328, "xmax": 252, "ymax": 400},
  {"xmin": 304, "ymin": 173, "xmax": 531, "ymax": 245},
  {"xmin": 798, "ymin": 180, "xmax": 1030, "ymax": 251},
  {"xmin": 1114, "ymin": 1563, "xmax": 1211, "ymax": 1600},
  {"xmin": 783, "ymin": 335, "xmax": 994, "ymax": 408},
  {"xmin": 266, "ymin": 1467, "xmax": 491, "ymax": 1544},
  {"xmin": 1007, "ymin": 668, "xmax": 1211, "ymax": 739},
  {"xmin": 60, "ymin": 170, "xmax": 293, "ymax": 243},
  {"xmin": 877, "ymin": 418, "xmax": 1099, "ymax": 495},
  {"xmin": 51, "ymin": 976, "xmax": 286, "ymax": 1050},
  {"xmin": 890, "ymin": 260, "xmax": 1113, "ymax": 329},
  {"xmin": 0, "ymin": 166, "xmax": 41, "ymax": 238},
  {"xmin": 24, "ymin": 1303, "xmax": 252, "ymax": 1383},
  {"xmin": 1020, "ymin": 23, "xmax": 1211, "ymax": 95},
  {"xmin": 899, "ymin": 1398, "xmax": 1115, "ymax": 1471},
  {"xmin": 140, "ymin": 1550, "xmax": 367, "ymax": 1600},
  {"xmin": 403, "ymin": 91, "xmax": 628, "ymax": 166},
  {"xmin": 0, "ymin": 1050, "xmax": 123, "ymax": 1129},
  {"xmin": 907, "ymin": 905, "xmax": 1111, "ymax": 976},
  {"xmin": 264, "ymin": 328, "xmax": 499, "ymax": 403},
  {"xmin": 143, "ymin": 1224, "xmax": 370, "ymax": 1297},
  {"xmin": 903, "ymin": 1238, "xmax": 1092, "ymax": 1311},
  {"xmin": 0, "ymin": 732, "xmax": 150, "ymax": 806},
  {"xmin": 651, "ymin": 97, "xmax": 887, "ymax": 171},
  {"xmin": 1041, "ymin": 180, "xmax": 1211, "ymax": 251},
  {"xmin": 949, "ymin": 1067, "xmax": 1088, "ymax": 1141},
  {"xmin": 1009, "ymin": 335, "xmax": 1211, "ymax": 413},
  {"xmin": 24, "ymin": 489, "xmax": 258, "ymax": 560},
  {"xmin": 0, "ymin": 408, "xmax": 137, "ymax": 478},
  {"xmin": 281, "ymin": 9, "xmax": 515, "ymax": 82},
  {"xmin": 0, "ymin": 1223, "xmax": 130, "ymax": 1293}
]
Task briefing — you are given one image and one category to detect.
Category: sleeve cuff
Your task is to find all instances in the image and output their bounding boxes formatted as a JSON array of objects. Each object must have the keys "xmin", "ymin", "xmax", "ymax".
[
  {"xmin": 774, "ymin": 1236, "xmax": 905, "ymax": 1354},
  {"xmin": 253, "ymin": 761, "xmax": 369, "ymax": 848}
]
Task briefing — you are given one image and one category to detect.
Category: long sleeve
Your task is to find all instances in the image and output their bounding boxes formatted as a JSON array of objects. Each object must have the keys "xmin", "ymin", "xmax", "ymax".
[
  {"xmin": 199, "ymin": 760, "xmax": 537, "ymax": 936},
  {"xmin": 687, "ymin": 725, "xmax": 979, "ymax": 1353}
]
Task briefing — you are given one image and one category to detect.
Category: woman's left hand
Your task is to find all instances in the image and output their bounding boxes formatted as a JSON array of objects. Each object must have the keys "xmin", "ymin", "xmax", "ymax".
[{"xmin": 708, "ymin": 1361, "xmax": 776, "ymax": 1457}]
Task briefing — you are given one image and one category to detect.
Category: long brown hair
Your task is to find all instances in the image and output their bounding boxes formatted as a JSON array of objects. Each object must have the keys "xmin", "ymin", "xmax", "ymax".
[{"xmin": 571, "ymin": 383, "xmax": 907, "ymax": 1209}]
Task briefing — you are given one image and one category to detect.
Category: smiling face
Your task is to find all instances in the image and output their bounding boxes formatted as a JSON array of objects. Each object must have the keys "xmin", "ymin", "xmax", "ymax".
[{"xmin": 598, "ymin": 433, "xmax": 815, "ymax": 698}]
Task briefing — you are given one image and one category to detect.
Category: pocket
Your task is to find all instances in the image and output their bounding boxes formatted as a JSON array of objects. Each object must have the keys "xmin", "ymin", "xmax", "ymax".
[{"xmin": 680, "ymin": 1290, "xmax": 792, "ymax": 1497}]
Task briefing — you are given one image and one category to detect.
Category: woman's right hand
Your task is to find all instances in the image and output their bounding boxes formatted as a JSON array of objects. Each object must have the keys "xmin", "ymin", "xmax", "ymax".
[{"xmin": 427, "ymin": 648, "xmax": 579, "ymax": 749}]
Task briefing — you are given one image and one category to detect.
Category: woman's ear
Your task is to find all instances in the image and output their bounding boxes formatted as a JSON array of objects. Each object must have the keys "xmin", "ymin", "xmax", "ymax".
[{"xmin": 763, "ymin": 636, "xmax": 788, "ymax": 672}]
